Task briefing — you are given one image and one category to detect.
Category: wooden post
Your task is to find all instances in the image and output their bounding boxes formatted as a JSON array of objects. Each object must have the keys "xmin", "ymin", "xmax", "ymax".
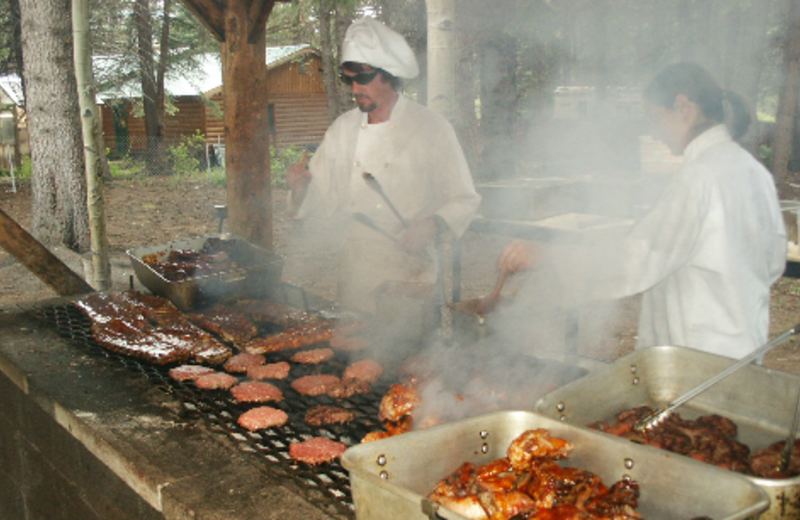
[
  {"xmin": 221, "ymin": 0, "xmax": 273, "ymax": 249},
  {"xmin": 0, "ymin": 207, "xmax": 94, "ymax": 296}
]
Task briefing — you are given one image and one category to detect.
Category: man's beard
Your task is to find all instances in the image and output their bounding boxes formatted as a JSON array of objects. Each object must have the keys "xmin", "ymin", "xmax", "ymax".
[{"xmin": 355, "ymin": 95, "xmax": 377, "ymax": 113}]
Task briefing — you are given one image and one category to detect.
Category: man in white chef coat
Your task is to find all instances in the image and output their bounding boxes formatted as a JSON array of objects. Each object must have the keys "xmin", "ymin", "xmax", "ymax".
[{"xmin": 288, "ymin": 17, "xmax": 480, "ymax": 313}]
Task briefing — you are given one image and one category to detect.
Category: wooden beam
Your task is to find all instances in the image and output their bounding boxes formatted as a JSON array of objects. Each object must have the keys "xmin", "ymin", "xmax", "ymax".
[
  {"xmin": 180, "ymin": 0, "xmax": 226, "ymax": 42},
  {"xmin": 248, "ymin": 0, "xmax": 277, "ymax": 44},
  {"xmin": 222, "ymin": 0, "xmax": 273, "ymax": 249},
  {"xmin": 0, "ymin": 207, "xmax": 94, "ymax": 297}
]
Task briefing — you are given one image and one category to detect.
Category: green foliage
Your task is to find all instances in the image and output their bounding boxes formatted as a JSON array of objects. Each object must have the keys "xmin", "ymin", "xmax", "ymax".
[
  {"xmin": 760, "ymin": 145, "xmax": 773, "ymax": 170},
  {"xmin": 18, "ymin": 154, "xmax": 30, "ymax": 179},
  {"xmin": 206, "ymin": 166, "xmax": 226, "ymax": 188},
  {"xmin": 168, "ymin": 131, "xmax": 207, "ymax": 176},
  {"xmin": 108, "ymin": 156, "xmax": 146, "ymax": 178},
  {"xmin": 270, "ymin": 146, "xmax": 308, "ymax": 188}
]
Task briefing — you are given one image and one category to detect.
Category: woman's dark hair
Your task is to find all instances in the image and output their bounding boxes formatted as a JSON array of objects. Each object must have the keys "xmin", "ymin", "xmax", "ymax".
[{"xmin": 644, "ymin": 62, "xmax": 752, "ymax": 140}]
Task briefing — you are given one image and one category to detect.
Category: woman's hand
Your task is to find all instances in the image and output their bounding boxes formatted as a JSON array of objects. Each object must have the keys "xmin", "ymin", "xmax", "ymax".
[{"xmin": 497, "ymin": 239, "xmax": 537, "ymax": 273}]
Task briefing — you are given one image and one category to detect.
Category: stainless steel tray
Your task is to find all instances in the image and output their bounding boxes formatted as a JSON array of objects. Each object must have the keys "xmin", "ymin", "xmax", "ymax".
[
  {"xmin": 534, "ymin": 346, "xmax": 800, "ymax": 519},
  {"xmin": 127, "ymin": 235, "xmax": 284, "ymax": 311},
  {"xmin": 342, "ymin": 410, "xmax": 769, "ymax": 520}
]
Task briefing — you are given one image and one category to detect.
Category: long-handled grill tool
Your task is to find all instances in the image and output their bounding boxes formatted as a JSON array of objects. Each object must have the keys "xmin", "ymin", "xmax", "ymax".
[
  {"xmin": 352, "ymin": 212, "xmax": 399, "ymax": 243},
  {"xmin": 779, "ymin": 379, "xmax": 800, "ymax": 473},
  {"xmin": 352, "ymin": 212, "xmax": 432, "ymax": 261},
  {"xmin": 362, "ymin": 172, "xmax": 408, "ymax": 229},
  {"xmin": 634, "ymin": 321, "xmax": 800, "ymax": 432}
]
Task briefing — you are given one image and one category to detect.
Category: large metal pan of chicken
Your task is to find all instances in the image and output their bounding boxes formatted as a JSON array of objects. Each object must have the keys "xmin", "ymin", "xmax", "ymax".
[
  {"xmin": 341, "ymin": 410, "xmax": 768, "ymax": 520},
  {"xmin": 535, "ymin": 345, "xmax": 800, "ymax": 519}
]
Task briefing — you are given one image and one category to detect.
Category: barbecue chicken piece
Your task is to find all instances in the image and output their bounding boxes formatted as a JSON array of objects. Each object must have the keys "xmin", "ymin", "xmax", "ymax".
[
  {"xmin": 507, "ymin": 428, "xmax": 573, "ymax": 472},
  {"xmin": 379, "ymin": 380, "xmax": 421, "ymax": 423},
  {"xmin": 591, "ymin": 406, "xmax": 753, "ymax": 475},
  {"xmin": 750, "ymin": 440, "xmax": 800, "ymax": 478},
  {"xmin": 74, "ymin": 291, "xmax": 232, "ymax": 365},
  {"xmin": 428, "ymin": 429, "xmax": 641, "ymax": 520}
]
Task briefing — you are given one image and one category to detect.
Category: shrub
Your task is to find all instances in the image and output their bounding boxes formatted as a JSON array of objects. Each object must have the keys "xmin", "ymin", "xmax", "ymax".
[
  {"xmin": 168, "ymin": 131, "xmax": 207, "ymax": 176},
  {"xmin": 271, "ymin": 146, "xmax": 309, "ymax": 188}
]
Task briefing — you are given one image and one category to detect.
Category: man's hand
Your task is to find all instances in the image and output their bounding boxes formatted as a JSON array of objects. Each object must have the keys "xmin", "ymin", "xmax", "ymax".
[
  {"xmin": 497, "ymin": 239, "xmax": 537, "ymax": 273},
  {"xmin": 397, "ymin": 217, "xmax": 439, "ymax": 256},
  {"xmin": 287, "ymin": 151, "xmax": 311, "ymax": 214}
]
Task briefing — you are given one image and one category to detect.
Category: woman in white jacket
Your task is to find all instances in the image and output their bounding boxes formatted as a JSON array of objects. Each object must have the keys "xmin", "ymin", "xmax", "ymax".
[{"xmin": 499, "ymin": 63, "xmax": 787, "ymax": 359}]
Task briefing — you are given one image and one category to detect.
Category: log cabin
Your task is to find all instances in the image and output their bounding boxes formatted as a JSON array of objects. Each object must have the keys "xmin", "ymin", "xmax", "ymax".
[{"xmin": 98, "ymin": 44, "xmax": 328, "ymax": 160}]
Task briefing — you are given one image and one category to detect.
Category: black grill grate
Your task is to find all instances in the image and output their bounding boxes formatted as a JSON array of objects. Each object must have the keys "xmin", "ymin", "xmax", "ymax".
[{"xmin": 31, "ymin": 303, "xmax": 395, "ymax": 519}]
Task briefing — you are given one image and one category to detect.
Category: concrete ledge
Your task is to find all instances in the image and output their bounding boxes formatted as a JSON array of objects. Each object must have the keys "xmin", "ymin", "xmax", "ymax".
[{"xmin": 0, "ymin": 302, "xmax": 339, "ymax": 520}]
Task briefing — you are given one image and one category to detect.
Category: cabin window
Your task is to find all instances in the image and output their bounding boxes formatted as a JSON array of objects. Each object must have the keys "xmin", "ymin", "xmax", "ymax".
[
  {"xmin": 268, "ymin": 104, "xmax": 276, "ymax": 134},
  {"xmin": 0, "ymin": 115, "xmax": 14, "ymax": 145}
]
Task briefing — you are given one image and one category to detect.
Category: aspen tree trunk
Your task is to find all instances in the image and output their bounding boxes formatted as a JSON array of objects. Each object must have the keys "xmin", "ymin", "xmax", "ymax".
[
  {"xmin": 773, "ymin": 0, "xmax": 800, "ymax": 186},
  {"xmin": 426, "ymin": 0, "xmax": 456, "ymax": 121},
  {"xmin": 73, "ymin": 0, "xmax": 110, "ymax": 289}
]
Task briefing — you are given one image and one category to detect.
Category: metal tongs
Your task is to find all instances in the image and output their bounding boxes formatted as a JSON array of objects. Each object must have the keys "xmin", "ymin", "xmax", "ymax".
[
  {"xmin": 778, "ymin": 377, "xmax": 800, "ymax": 473},
  {"xmin": 635, "ymin": 321, "xmax": 800, "ymax": 432},
  {"xmin": 363, "ymin": 172, "xmax": 408, "ymax": 229}
]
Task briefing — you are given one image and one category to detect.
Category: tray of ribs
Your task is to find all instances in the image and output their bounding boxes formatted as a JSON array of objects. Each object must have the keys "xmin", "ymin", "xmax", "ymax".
[
  {"xmin": 127, "ymin": 235, "xmax": 284, "ymax": 311},
  {"xmin": 534, "ymin": 345, "xmax": 800, "ymax": 519},
  {"xmin": 341, "ymin": 410, "xmax": 769, "ymax": 519}
]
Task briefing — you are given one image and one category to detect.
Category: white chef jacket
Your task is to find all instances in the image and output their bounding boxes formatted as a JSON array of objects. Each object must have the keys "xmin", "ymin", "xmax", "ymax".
[
  {"xmin": 555, "ymin": 125, "xmax": 786, "ymax": 359},
  {"xmin": 298, "ymin": 96, "xmax": 481, "ymax": 312}
]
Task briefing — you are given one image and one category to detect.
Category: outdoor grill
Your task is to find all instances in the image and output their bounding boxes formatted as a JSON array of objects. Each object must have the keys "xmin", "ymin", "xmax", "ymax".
[{"xmin": 30, "ymin": 300, "xmax": 393, "ymax": 519}]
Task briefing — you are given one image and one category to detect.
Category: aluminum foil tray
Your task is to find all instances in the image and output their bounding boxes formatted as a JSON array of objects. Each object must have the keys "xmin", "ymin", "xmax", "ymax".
[
  {"xmin": 341, "ymin": 410, "xmax": 768, "ymax": 520},
  {"xmin": 127, "ymin": 234, "xmax": 284, "ymax": 311},
  {"xmin": 534, "ymin": 345, "xmax": 800, "ymax": 519}
]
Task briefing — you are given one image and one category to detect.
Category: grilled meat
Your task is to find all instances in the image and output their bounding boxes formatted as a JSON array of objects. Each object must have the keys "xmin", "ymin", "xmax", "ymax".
[
  {"xmin": 242, "ymin": 321, "xmax": 334, "ymax": 355},
  {"xmin": 233, "ymin": 299, "xmax": 323, "ymax": 328},
  {"xmin": 188, "ymin": 306, "xmax": 258, "ymax": 344},
  {"xmin": 231, "ymin": 381, "xmax": 284, "ymax": 403},
  {"xmin": 291, "ymin": 374, "xmax": 342, "ymax": 396},
  {"xmin": 223, "ymin": 352, "xmax": 266, "ymax": 373},
  {"xmin": 591, "ymin": 406, "xmax": 754, "ymax": 476},
  {"xmin": 327, "ymin": 378, "xmax": 371, "ymax": 399},
  {"xmin": 195, "ymin": 372, "xmax": 239, "ymax": 390},
  {"xmin": 289, "ymin": 437, "xmax": 348, "ymax": 465},
  {"xmin": 238, "ymin": 406, "xmax": 289, "ymax": 431},
  {"xmin": 429, "ymin": 429, "xmax": 641, "ymax": 520},
  {"xmin": 379, "ymin": 381, "xmax": 420, "ymax": 423},
  {"xmin": 290, "ymin": 347, "xmax": 335, "ymax": 365},
  {"xmin": 247, "ymin": 361, "xmax": 291, "ymax": 380},
  {"xmin": 169, "ymin": 364, "xmax": 215, "ymax": 381},
  {"xmin": 343, "ymin": 359, "xmax": 384, "ymax": 384},
  {"xmin": 73, "ymin": 291, "xmax": 233, "ymax": 365},
  {"xmin": 305, "ymin": 405, "xmax": 356, "ymax": 427}
]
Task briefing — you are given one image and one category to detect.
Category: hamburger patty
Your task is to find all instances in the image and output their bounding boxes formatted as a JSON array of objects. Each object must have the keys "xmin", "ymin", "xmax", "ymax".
[
  {"xmin": 238, "ymin": 406, "xmax": 289, "ymax": 431},
  {"xmin": 289, "ymin": 437, "xmax": 348, "ymax": 464},
  {"xmin": 231, "ymin": 381, "xmax": 284, "ymax": 403}
]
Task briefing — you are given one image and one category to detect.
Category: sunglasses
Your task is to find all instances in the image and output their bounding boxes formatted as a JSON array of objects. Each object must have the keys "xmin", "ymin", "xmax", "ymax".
[{"xmin": 339, "ymin": 70, "xmax": 380, "ymax": 86}]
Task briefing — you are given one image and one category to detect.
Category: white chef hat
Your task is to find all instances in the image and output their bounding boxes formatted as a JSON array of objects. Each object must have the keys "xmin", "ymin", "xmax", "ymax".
[{"xmin": 341, "ymin": 18, "xmax": 419, "ymax": 79}]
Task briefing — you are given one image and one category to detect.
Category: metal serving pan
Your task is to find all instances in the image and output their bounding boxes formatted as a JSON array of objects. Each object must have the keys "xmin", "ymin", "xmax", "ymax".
[
  {"xmin": 342, "ymin": 410, "xmax": 769, "ymax": 520},
  {"xmin": 127, "ymin": 235, "xmax": 284, "ymax": 311},
  {"xmin": 534, "ymin": 346, "xmax": 800, "ymax": 519}
]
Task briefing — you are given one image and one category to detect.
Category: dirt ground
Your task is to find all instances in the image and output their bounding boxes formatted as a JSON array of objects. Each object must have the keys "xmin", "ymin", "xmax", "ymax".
[{"xmin": 2, "ymin": 175, "xmax": 800, "ymax": 374}]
